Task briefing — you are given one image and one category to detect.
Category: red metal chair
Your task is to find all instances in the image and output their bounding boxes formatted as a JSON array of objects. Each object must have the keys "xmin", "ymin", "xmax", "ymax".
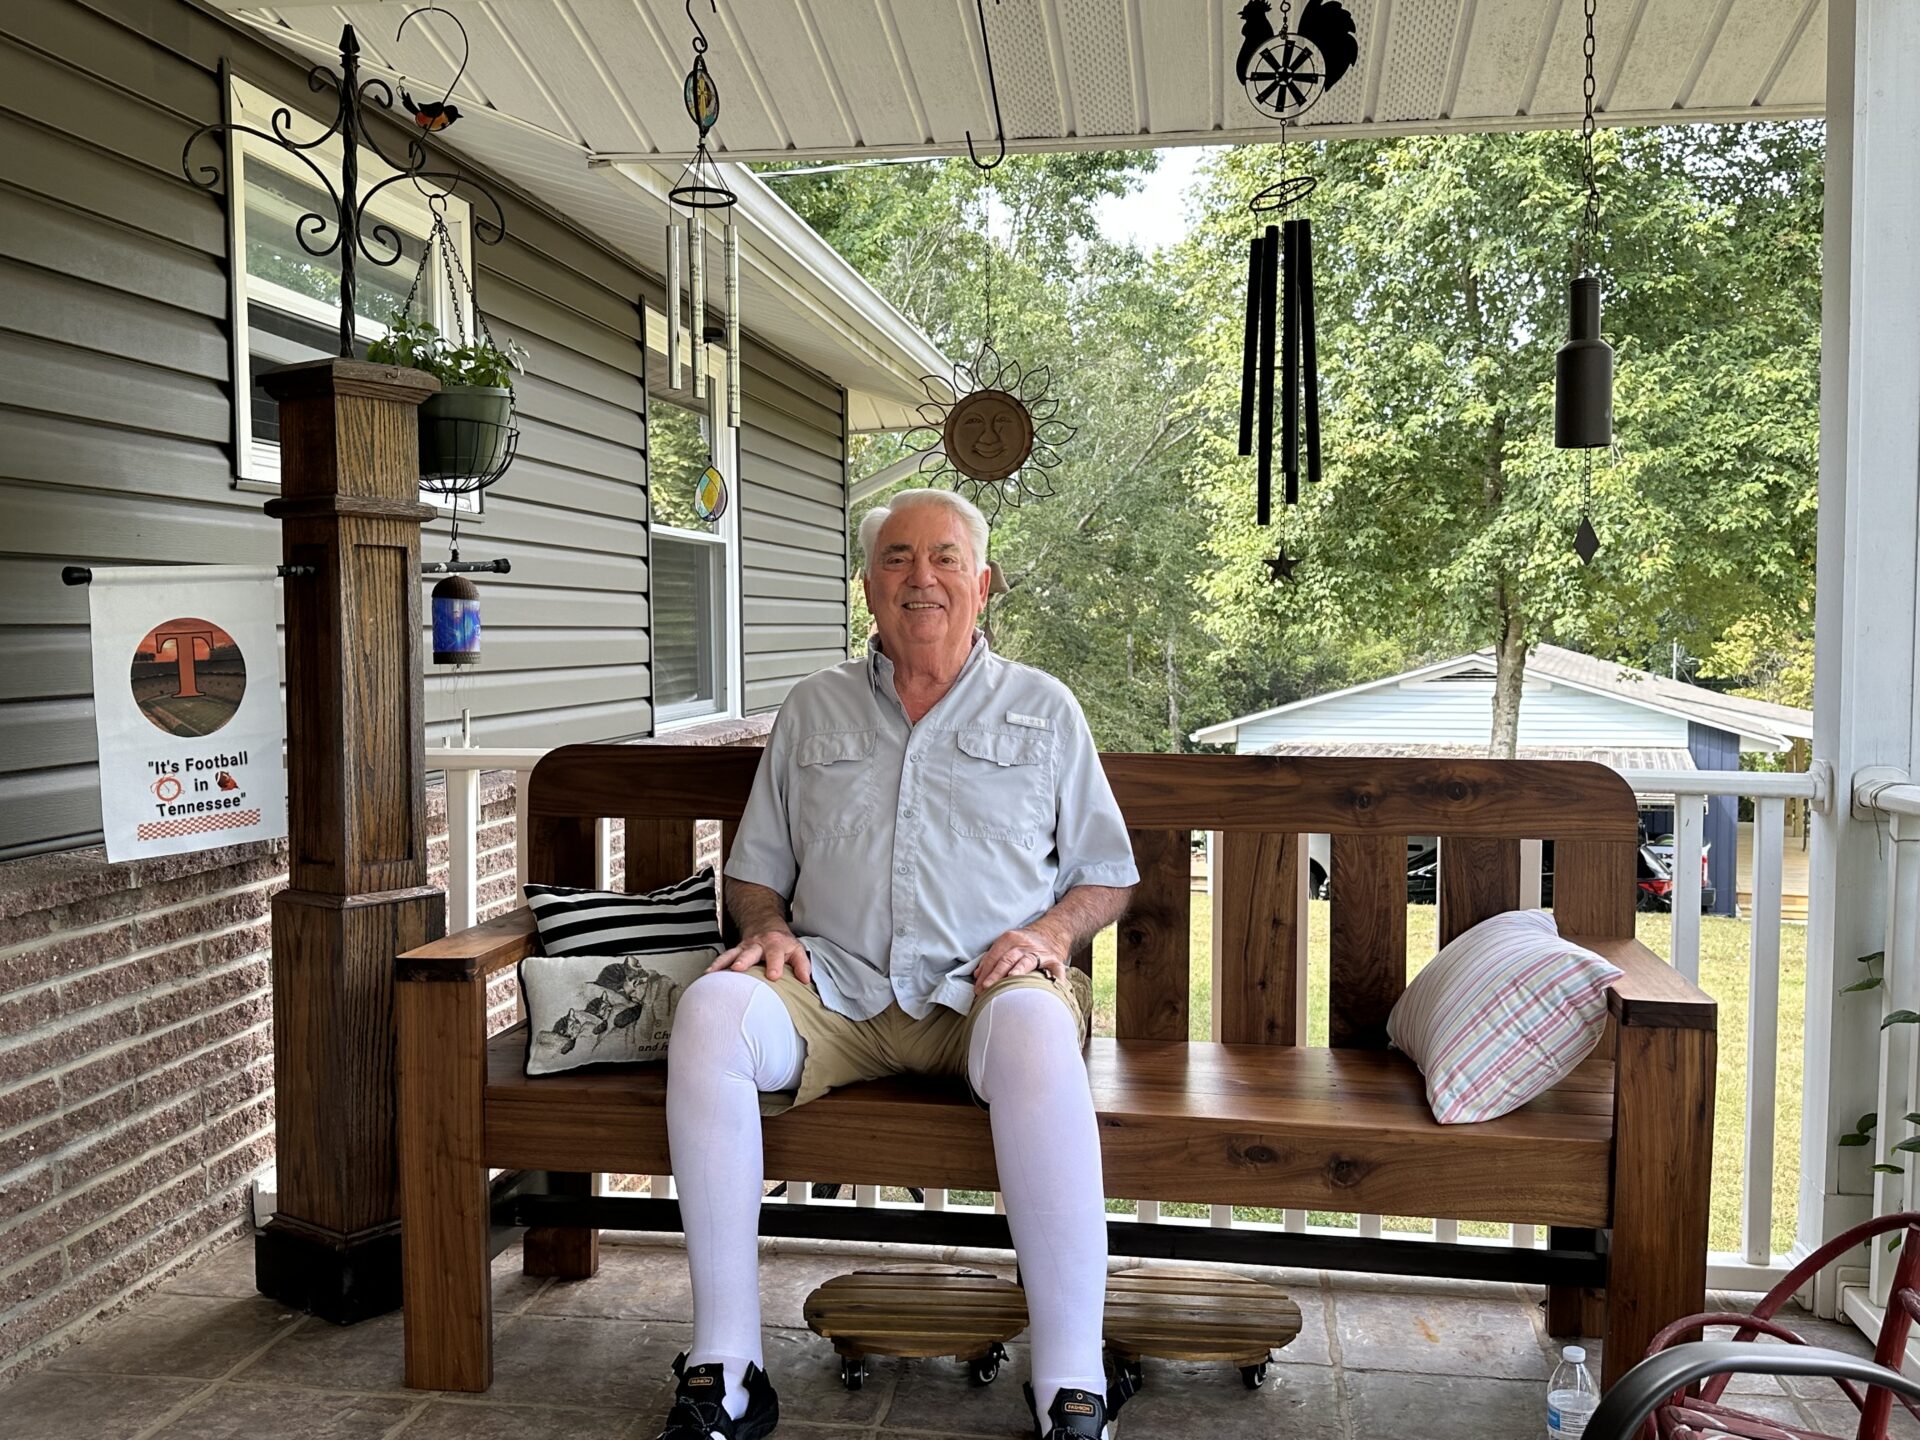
[{"xmin": 1639, "ymin": 1212, "xmax": 1920, "ymax": 1439}]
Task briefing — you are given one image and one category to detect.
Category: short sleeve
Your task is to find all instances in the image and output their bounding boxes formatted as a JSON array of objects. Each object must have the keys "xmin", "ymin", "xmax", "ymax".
[
  {"xmin": 1052, "ymin": 698, "xmax": 1139, "ymax": 894},
  {"xmin": 723, "ymin": 714, "xmax": 799, "ymax": 897}
]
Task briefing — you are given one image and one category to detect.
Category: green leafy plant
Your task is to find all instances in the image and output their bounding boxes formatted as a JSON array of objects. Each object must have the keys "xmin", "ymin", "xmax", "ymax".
[
  {"xmin": 367, "ymin": 310, "xmax": 526, "ymax": 389},
  {"xmin": 1844, "ymin": 950, "xmax": 1888, "ymax": 994}
]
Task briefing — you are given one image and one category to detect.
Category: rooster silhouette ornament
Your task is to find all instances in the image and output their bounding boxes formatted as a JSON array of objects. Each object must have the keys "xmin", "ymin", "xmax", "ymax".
[{"xmin": 1236, "ymin": 0, "xmax": 1359, "ymax": 122}]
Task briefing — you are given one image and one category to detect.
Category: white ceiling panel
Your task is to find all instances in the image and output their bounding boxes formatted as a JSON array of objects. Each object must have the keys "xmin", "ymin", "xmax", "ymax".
[
  {"xmin": 1605, "ymin": 0, "xmax": 1717, "ymax": 115},
  {"xmin": 1375, "ymin": 0, "xmax": 1465, "ymax": 124},
  {"xmin": 227, "ymin": 0, "xmax": 1827, "ymax": 162},
  {"xmin": 1686, "ymin": 0, "xmax": 1805, "ymax": 111},
  {"xmin": 1448, "ymin": 0, "xmax": 1551, "ymax": 121},
  {"xmin": 802, "ymin": 0, "xmax": 928, "ymax": 150}
]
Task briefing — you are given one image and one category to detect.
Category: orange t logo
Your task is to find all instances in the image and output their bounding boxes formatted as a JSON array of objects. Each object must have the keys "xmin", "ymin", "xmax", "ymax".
[{"xmin": 151, "ymin": 623, "xmax": 216, "ymax": 698}]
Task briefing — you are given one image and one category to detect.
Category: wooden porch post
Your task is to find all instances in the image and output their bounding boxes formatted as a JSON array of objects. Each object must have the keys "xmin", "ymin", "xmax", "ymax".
[
  {"xmin": 1799, "ymin": 0, "xmax": 1920, "ymax": 1315},
  {"xmin": 253, "ymin": 358, "xmax": 447, "ymax": 1322}
]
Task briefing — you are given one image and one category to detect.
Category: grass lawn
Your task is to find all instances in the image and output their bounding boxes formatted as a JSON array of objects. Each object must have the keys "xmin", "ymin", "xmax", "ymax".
[{"xmin": 1076, "ymin": 898, "xmax": 1804, "ymax": 1258}]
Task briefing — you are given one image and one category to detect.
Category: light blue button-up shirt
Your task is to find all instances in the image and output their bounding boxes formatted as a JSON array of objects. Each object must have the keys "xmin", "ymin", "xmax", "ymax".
[{"xmin": 723, "ymin": 634, "xmax": 1140, "ymax": 1021}]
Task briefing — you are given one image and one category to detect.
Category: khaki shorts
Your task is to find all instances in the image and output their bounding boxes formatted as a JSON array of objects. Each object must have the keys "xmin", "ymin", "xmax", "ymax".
[{"xmin": 747, "ymin": 964, "xmax": 1093, "ymax": 1110}]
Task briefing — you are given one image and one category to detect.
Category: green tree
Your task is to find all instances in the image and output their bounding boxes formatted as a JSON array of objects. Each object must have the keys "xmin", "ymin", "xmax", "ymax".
[{"xmin": 1177, "ymin": 125, "xmax": 1823, "ymax": 752}]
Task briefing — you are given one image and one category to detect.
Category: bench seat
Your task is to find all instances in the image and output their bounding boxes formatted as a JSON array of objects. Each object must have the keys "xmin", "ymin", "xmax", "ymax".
[{"xmin": 486, "ymin": 1028, "xmax": 1617, "ymax": 1229}]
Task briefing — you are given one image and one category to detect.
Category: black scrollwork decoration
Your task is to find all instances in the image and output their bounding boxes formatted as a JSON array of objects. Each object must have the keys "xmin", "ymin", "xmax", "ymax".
[{"xmin": 180, "ymin": 22, "xmax": 506, "ymax": 358}]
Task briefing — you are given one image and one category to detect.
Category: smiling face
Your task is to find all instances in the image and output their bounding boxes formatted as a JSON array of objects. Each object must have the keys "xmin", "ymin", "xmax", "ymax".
[
  {"xmin": 862, "ymin": 502, "xmax": 991, "ymax": 670},
  {"xmin": 942, "ymin": 390, "xmax": 1035, "ymax": 483}
]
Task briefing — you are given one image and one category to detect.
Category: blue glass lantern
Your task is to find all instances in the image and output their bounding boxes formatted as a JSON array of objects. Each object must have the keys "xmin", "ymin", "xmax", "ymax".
[{"xmin": 432, "ymin": 573, "xmax": 481, "ymax": 666}]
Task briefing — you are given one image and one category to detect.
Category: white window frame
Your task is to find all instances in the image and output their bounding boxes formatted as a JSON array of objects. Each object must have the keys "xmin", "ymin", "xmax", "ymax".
[
  {"xmin": 224, "ymin": 74, "xmax": 477, "ymax": 523},
  {"xmin": 651, "ymin": 355, "xmax": 742, "ymax": 731}
]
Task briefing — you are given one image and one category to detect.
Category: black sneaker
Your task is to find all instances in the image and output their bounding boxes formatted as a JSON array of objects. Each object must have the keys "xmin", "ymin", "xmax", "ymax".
[
  {"xmin": 654, "ymin": 1355, "xmax": 779, "ymax": 1440},
  {"xmin": 1026, "ymin": 1381, "xmax": 1114, "ymax": 1439}
]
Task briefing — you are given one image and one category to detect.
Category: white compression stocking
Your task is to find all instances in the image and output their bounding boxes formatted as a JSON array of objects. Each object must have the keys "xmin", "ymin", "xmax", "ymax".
[
  {"xmin": 667, "ymin": 972, "xmax": 806, "ymax": 1419},
  {"xmin": 967, "ymin": 987, "xmax": 1110, "ymax": 1430}
]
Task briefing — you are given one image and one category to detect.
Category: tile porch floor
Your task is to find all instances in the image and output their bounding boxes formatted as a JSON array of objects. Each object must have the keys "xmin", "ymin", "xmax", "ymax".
[{"xmin": 0, "ymin": 1234, "xmax": 1904, "ymax": 1440}]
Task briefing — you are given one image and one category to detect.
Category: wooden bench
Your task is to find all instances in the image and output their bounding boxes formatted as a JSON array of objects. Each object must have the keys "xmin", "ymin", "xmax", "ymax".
[{"xmin": 395, "ymin": 746, "xmax": 1716, "ymax": 1394}]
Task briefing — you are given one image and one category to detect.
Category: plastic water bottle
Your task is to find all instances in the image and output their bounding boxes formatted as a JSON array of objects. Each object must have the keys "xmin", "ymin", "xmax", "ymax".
[{"xmin": 1548, "ymin": 1345, "xmax": 1598, "ymax": 1438}]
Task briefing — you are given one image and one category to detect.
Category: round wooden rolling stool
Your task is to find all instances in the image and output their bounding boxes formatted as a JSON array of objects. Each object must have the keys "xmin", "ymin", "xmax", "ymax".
[
  {"xmin": 803, "ymin": 1264, "xmax": 1029, "ymax": 1392},
  {"xmin": 1103, "ymin": 1266, "xmax": 1303, "ymax": 1391}
]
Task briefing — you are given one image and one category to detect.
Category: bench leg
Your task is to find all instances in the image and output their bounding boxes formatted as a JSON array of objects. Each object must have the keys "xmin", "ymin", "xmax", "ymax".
[
  {"xmin": 524, "ymin": 1172, "xmax": 600, "ymax": 1279},
  {"xmin": 1546, "ymin": 1228, "xmax": 1598, "ymax": 1339},
  {"xmin": 1602, "ymin": 1022, "xmax": 1715, "ymax": 1390},
  {"xmin": 397, "ymin": 976, "xmax": 492, "ymax": 1391}
]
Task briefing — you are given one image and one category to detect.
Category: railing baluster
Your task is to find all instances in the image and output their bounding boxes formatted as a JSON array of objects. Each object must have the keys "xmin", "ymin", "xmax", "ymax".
[
  {"xmin": 1211, "ymin": 1204, "xmax": 1233, "ymax": 1228},
  {"xmin": 1874, "ymin": 813, "xmax": 1920, "ymax": 1305},
  {"xmin": 446, "ymin": 763, "xmax": 479, "ymax": 932},
  {"xmin": 1519, "ymin": 838, "xmax": 1544, "ymax": 911},
  {"xmin": 514, "ymin": 766, "xmax": 534, "ymax": 891},
  {"xmin": 1743, "ymin": 797, "xmax": 1786, "ymax": 1266},
  {"xmin": 1672, "ymin": 793, "xmax": 1705, "ymax": 982},
  {"xmin": 1434, "ymin": 1218, "xmax": 1459, "ymax": 1243},
  {"xmin": 1358, "ymin": 1213, "xmax": 1382, "ymax": 1239}
]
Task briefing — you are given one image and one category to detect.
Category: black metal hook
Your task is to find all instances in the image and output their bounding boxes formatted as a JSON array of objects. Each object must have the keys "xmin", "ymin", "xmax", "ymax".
[
  {"xmin": 967, "ymin": 0, "xmax": 1007, "ymax": 172},
  {"xmin": 686, "ymin": 0, "xmax": 715, "ymax": 54},
  {"xmin": 395, "ymin": 6, "xmax": 469, "ymax": 111}
]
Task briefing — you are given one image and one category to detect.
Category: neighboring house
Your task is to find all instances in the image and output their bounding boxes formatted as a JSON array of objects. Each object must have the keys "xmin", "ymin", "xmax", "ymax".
[
  {"xmin": 0, "ymin": 0, "xmax": 947, "ymax": 1377},
  {"xmin": 1192, "ymin": 644, "xmax": 1814, "ymax": 915}
]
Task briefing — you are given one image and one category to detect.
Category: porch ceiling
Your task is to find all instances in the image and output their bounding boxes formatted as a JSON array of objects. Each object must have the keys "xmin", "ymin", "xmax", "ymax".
[{"xmin": 223, "ymin": 0, "xmax": 1825, "ymax": 167}]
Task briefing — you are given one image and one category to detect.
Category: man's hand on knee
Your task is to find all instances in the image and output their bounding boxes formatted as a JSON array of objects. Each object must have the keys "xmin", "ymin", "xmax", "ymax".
[
  {"xmin": 710, "ymin": 929, "xmax": 812, "ymax": 985},
  {"xmin": 973, "ymin": 924, "xmax": 1069, "ymax": 992}
]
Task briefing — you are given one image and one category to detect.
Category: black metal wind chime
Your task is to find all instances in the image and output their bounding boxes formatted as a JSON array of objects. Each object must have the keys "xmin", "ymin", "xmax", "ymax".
[
  {"xmin": 1555, "ymin": 0, "xmax": 1614, "ymax": 565},
  {"xmin": 1230, "ymin": 0, "xmax": 1356, "ymax": 584},
  {"xmin": 181, "ymin": 7, "xmax": 513, "ymax": 664}
]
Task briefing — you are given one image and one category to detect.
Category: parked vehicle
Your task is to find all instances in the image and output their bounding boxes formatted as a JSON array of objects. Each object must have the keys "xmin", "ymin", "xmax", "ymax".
[{"xmin": 1309, "ymin": 834, "xmax": 1716, "ymax": 913}]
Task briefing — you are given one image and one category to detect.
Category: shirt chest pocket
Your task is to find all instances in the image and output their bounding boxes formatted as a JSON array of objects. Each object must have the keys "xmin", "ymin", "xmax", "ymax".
[
  {"xmin": 794, "ymin": 729, "xmax": 880, "ymax": 841},
  {"xmin": 948, "ymin": 727, "xmax": 1052, "ymax": 845}
]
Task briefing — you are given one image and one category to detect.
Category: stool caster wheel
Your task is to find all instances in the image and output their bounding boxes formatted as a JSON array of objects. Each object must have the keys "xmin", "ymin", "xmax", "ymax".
[
  {"xmin": 840, "ymin": 1357, "xmax": 867, "ymax": 1391},
  {"xmin": 968, "ymin": 1342, "xmax": 1009, "ymax": 1386},
  {"xmin": 1240, "ymin": 1360, "xmax": 1269, "ymax": 1390}
]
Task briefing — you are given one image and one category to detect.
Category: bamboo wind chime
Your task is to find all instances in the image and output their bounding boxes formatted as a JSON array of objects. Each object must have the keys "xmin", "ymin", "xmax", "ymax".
[{"xmin": 1239, "ymin": 207, "xmax": 1320, "ymax": 523}]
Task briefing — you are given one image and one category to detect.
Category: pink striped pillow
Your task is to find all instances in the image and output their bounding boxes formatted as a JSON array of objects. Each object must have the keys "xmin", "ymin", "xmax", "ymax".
[{"xmin": 1385, "ymin": 909, "xmax": 1622, "ymax": 1125}]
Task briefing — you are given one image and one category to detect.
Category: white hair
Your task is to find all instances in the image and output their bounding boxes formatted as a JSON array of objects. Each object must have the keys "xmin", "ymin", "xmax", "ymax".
[{"xmin": 857, "ymin": 488, "xmax": 990, "ymax": 578}]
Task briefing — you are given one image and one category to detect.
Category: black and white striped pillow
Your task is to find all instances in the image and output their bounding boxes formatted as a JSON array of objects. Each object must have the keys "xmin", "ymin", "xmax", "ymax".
[{"xmin": 524, "ymin": 868, "xmax": 724, "ymax": 957}]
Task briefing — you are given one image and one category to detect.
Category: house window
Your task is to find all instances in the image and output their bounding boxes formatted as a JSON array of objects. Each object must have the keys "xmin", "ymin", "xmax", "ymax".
[
  {"xmin": 225, "ymin": 76, "xmax": 474, "ymax": 506},
  {"xmin": 649, "ymin": 389, "xmax": 736, "ymax": 726}
]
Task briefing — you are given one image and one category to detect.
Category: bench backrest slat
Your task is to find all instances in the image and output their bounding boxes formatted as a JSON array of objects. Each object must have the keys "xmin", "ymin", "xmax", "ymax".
[
  {"xmin": 625, "ymin": 816, "xmax": 698, "ymax": 893},
  {"xmin": 1328, "ymin": 833, "xmax": 1408, "ymax": 1049},
  {"xmin": 1548, "ymin": 839, "xmax": 1638, "ymax": 939},
  {"xmin": 1438, "ymin": 836, "xmax": 1522, "ymax": 947},
  {"xmin": 1211, "ymin": 831, "xmax": 1308, "ymax": 1046},
  {"xmin": 1115, "ymin": 827, "xmax": 1192, "ymax": 1041}
]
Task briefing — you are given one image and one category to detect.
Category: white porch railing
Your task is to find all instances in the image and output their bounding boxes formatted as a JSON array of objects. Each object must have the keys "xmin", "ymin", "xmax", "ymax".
[
  {"xmin": 1847, "ymin": 772, "xmax": 1920, "ymax": 1328},
  {"xmin": 433, "ymin": 742, "xmax": 1821, "ymax": 1289}
]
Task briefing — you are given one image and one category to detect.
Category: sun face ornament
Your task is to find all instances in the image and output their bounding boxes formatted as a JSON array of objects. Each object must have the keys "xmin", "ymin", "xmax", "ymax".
[{"xmin": 904, "ymin": 344, "xmax": 1073, "ymax": 523}]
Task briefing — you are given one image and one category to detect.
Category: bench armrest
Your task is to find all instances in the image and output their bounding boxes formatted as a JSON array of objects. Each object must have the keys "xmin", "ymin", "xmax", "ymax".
[
  {"xmin": 398, "ymin": 905, "xmax": 538, "ymax": 983},
  {"xmin": 1567, "ymin": 933, "xmax": 1717, "ymax": 1029}
]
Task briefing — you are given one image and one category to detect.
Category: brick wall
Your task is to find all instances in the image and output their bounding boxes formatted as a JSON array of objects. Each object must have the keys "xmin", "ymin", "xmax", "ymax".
[
  {"xmin": 0, "ymin": 840, "xmax": 282, "ymax": 1385},
  {"xmin": 0, "ymin": 720, "xmax": 772, "ymax": 1383}
]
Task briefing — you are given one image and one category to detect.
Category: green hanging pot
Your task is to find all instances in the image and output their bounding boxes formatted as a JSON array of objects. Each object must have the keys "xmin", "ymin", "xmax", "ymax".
[{"xmin": 420, "ymin": 384, "xmax": 514, "ymax": 482}]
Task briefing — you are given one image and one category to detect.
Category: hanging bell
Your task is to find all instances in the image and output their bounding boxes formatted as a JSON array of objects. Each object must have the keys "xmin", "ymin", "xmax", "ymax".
[
  {"xmin": 432, "ymin": 573, "xmax": 481, "ymax": 666},
  {"xmin": 1555, "ymin": 276, "xmax": 1613, "ymax": 449}
]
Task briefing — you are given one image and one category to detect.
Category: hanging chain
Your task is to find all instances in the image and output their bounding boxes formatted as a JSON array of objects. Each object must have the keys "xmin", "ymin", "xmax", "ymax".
[
  {"xmin": 1578, "ymin": 0, "xmax": 1600, "ymax": 263},
  {"xmin": 1277, "ymin": 0, "xmax": 1292, "ymax": 31}
]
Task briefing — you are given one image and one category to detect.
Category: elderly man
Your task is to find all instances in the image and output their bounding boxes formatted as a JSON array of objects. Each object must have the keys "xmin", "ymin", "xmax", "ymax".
[{"xmin": 651, "ymin": 489, "xmax": 1139, "ymax": 1440}]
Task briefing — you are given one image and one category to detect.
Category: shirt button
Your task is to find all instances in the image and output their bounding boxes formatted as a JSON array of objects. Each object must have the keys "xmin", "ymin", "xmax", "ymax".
[
  {"xmin": 896, "ymin": 925, "xmax": 907, "ymax": 936},
  {"xmin": 909, "ymin": 754, "xmax": 922, "ymax": 764},
  {"xmin": 895, "ymin": 864, "xmax": 909, "ymax": 875},
  {"xmin": 903, "ymin": 807, "xmax": 917, "ymax": 818}
]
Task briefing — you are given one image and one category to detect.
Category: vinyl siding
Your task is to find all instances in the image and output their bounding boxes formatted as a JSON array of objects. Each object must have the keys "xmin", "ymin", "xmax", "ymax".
[
  {"xmin": 1230, "ymin": 673, "xmax": 1694, "ymax": 753},
  {"xmin": 737, "ymin": 337, "xmax": 851, "ymax": 714},
  {"xmin": 0, "ymin": 0, "xmax": 852, "ymax": 856}
]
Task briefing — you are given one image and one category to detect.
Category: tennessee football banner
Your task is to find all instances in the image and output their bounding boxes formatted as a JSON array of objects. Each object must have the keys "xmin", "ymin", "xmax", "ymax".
[{"xmin": 88, "ymin": 567, "xmax": 288, "ymax": 862}]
